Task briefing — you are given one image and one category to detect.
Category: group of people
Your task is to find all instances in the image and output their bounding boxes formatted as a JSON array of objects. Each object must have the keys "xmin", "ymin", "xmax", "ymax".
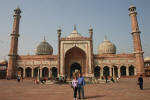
[
  {"xmin": 105, "ymin": 76, "xmax": 118, "ymax": 83},
  {"xmin": 72, "ymin": 73, "xmax": 85, "ymax": 100}
]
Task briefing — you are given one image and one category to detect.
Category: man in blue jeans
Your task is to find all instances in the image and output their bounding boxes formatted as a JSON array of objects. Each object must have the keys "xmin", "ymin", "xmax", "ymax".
[{"xmin": 78, "ymin": 73, "xmax": 85, "ymax": 99}]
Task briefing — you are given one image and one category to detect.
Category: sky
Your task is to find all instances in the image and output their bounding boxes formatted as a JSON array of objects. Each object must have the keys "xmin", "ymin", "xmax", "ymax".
[{"xmin": 0, "ymin": 0, "xmax": 150, "ymax": 60}]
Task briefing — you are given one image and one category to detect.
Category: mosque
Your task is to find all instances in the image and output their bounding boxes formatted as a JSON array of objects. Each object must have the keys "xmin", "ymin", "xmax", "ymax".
[{"xmin": 6, "ymin": 5, "xmax": 145, "ymax": 79}]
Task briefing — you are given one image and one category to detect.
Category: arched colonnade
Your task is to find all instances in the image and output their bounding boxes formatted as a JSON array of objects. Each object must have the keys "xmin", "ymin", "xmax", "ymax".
[
  {"xmin": 94, "ymin": 65, "xmax": 136, "ymax": 78},
  {"xmin": 17, "ymin": 66, "xmax": 57, "ymax": 79}
]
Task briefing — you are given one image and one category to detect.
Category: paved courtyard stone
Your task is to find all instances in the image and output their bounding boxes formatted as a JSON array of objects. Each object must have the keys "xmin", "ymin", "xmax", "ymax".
[{"xmin": 0, "ymin": 78, "xmax": 150, "ymax": 100}]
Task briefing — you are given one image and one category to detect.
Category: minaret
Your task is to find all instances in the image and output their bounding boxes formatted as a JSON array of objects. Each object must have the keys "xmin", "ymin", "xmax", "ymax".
[
  {"xmin": 7, "ymin": 7, "xmax": 21, "ymax": 79},
  {"xmin": 129, "ymin": 5, "xmax": 144, "ymax": 76},
  {"xmin": 57, "ymin": 27, "xmax": 61, "ymax": 76},
  {"xmin": 89, "ymin": 26, "xmax": 94, "ymax": 74}
]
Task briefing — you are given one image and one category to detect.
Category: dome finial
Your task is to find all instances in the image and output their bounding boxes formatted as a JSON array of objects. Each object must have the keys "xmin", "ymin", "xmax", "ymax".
[
  {"xmin": 57, "ymin": 27, "xmax": 62, "ymax": 38},
  {"xmin": 74, "ymin": 24, "xmax": 76, "ymax": 30},
  {"xmin": 104, "ymin": 34, "xmax": 107, "ymax": 41},
  {"xmin": 14, "ymin": 5, "xmax": 21, "ymax": 15},
  {"xmin": 89, "ymin": 25, "xmax": 93, "ymax": 30},
  {"xmin": 89, "ymin": 25, "xmax": 92, "ymax": 29},
  {"xmin": 43, "ymin": 35, "xmax": 46, "ymax": 42}
]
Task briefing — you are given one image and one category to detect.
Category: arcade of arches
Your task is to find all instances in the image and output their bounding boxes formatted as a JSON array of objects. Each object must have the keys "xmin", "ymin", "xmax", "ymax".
[
  {"xmin": 17, "ymin": 67, "xmax": 57, "ymax": 78},
  {"xmin": 94, "ymin": 65, "xmax": 135, "ymax": 78},
  {"xmin": 17, "ymin": 65, "xmax": 135, "ymax": 78}
]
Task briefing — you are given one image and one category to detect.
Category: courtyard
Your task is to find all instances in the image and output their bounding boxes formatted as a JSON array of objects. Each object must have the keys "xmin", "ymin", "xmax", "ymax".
[{"xmin": 0, "ymin": 78, "xmax": 150, "ymax": 100}]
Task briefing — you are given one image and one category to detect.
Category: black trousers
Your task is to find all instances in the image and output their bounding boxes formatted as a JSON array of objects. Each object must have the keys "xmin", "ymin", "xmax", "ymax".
[
  {"xmin": 139, "ymin": 83, "xmax": 143, "ymax": 90},
  {"xmin": 73, "ymin": 87, "xmax": 78, "ymax": 98}
]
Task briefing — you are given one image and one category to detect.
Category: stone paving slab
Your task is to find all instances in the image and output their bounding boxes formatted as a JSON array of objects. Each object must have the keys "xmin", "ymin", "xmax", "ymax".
[{"xmin": 0, "ymin": 78, "xmax": 150, "ymax": 100}]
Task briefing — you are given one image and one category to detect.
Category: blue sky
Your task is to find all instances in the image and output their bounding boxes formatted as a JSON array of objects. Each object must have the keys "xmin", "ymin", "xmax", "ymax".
[{"xmin": 0, "ymin": 0, "xmax": 150, "ymax": 60}]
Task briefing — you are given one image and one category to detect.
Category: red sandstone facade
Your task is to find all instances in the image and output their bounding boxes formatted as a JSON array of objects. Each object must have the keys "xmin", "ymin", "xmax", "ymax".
[{"xmin": 7, "ymin": 5, "xmax": 145, "ymax": 79}]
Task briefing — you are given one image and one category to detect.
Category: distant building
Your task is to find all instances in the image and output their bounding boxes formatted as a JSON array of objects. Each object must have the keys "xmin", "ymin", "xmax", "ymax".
[
  {"xmin": 0, "ymin": 58, "xmax": 8, "ymax": 79},
  {"xmin": 7, "ymin": 5, "xmax": 145, "ymax": 79},
  {"xmin": 144, "ymin": 56, "xmax": 150, "ymax": 77}
]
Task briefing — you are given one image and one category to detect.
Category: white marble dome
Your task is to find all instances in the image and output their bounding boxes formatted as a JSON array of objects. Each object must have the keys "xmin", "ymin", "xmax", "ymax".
[
  {"xmin": 0, "ymin": 58, "xmax": 8, "ymax": 64},
  {"xmin": 67, "ymin": 25, "xmax": 82, "ymax": 38},
  {"xmin": 35, "ymin": 38, "xmax": 53, "ymax": 55},
  {"xmin": 144, "ymin": 56, "xmax": 150, "ymax": 61},
  {"xmin": 98, "ymin": 37, "xmax": 116, "ymax": 54}
]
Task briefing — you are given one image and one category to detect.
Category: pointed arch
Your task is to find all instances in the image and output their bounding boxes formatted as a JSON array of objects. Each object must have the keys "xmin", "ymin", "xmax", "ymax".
[
  {"xmin": 33, "ymin": 67, "xmax": 39, "ymax": 78},
  {"xmin": 51, "ymin": 67, "xmax": 57, "ymax": 79},
  {"xmin": 25, "ymin": 67, "xmax": 32, "ymax": 78},
  {"xmin": 103, "ymin": 66, "xmax": 110, "ymax": 77},
  {"xmin": 129, "ymin": 65, "xmax": 135, "ymax": 76},
  {"xmin": 65, "ymin": 46, "xmax": 86, "ymax": 78},
  {"xmin": 94, "ymin": 66, "xmax": 100, "ymax": 78},
  {"xmin": 42, "ymin": 67, "xmax": 49, "ymax": 77},
  {"xmin": 120, "ymin": 66, "xmax": 126, "ymax": 76}
]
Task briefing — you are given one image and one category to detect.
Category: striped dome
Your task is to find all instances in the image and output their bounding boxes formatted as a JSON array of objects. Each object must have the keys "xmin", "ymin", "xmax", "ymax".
[{"xmin": 35, "ymin": 38, "xmax": 53, "ymax": 55}]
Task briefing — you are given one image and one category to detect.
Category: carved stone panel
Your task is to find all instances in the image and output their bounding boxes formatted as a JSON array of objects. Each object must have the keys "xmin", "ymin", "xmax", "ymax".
[
  {"xmin": 34, "ymin": 61, "xmax": 41, "ymax": 65},
  {"xmin": 42, "ymin": 61, "xmax": 50, "ymax": 65}
]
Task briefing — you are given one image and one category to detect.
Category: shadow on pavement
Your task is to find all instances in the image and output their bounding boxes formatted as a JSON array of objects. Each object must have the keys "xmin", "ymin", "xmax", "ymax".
[
  {"xmin": 85, "ymin": 95, "xmax": 105, "ymax": 99},
  {"xmin": 143, "ymin": 88, "xmax": 150, "ymax": 90}
]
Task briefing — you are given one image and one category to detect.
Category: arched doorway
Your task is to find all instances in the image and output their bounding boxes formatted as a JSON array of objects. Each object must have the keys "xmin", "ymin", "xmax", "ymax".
[
  {"xmin": 94, "ymin": 66, "xmax": 100, "ymax": 78},
  {"xmin": 120, "ymin": 66, "xmax": 126, "ymax": 76},
  {"xmin": 65, "ymin": 47, "xmax": 86, "ymax": 78},
  {"xmin": 103, "ymin": 66, "xmax": 110, "ymax": 77},
  {"xmin": 42, "ymin": 67, "xmax": 49, "ymax": 77},
  {"xmin": 52, "ymin": 67, "xmax": 57, "ymax": 79},
  {"xmin": 129, "ymin": 65, "xmax": 135, "ymax": 76},
  {"xmin": 34, "ymin": 67, "xmax": 39, "ymax": 78},
  {"xmin": 17, "ymin": 67, "xmax": 23, "ymax": 77},
  {"xmin": 25, "ymin": 67, "xmax": 32, "ymax": 78},
  {"xmin": 70, "ymin": 63, "xmax": 81, "ymax": 78}
]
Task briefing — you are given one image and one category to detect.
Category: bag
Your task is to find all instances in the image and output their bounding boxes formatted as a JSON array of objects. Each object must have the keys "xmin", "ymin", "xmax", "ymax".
[
  {"xmin": 137, "ymin": 83, "xmax": 139, "ymax": 85},
  {"xmin": 71, "ymin": 85, "xmax": 73, "ymax": 88}
]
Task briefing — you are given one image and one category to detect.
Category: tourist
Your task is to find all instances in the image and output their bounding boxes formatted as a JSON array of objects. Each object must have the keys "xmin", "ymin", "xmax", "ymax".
[
  {"xmin": 116, "ymin": 77, "xmax": 119, "ymax": 83},
  {"xmin": 21, "ymin": 76, "xmax": 23, "ymax": 82},
  {"xmin": 78, "ymin": 73, "xmax": 85, "ymax": 99},
  {"xmin": 111, "ymin": 77, "xmax": 115, "ymax": 83},
  {"xmin": 17, "ymin": 75, "xmax": 21, "ymax": 82},
  {"xmin": 59, "ymin": 75, "xmax": 62, "ymax": 82},
  {"xmin": 105, "ymin": 76, "xmax": 108, "ymax": 83},
  {"xmin": 138, "ymin": 75, "xmax": 143, "ymax": 90},
  {"xmin": 72, "ymin": 76, "xmax": 78, "ymax": 100}
]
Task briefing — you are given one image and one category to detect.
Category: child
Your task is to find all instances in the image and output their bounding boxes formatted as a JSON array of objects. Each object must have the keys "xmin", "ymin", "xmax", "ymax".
[{"xmin": 72, "ymin": 76, "xmax": 78, "ymax": 100}]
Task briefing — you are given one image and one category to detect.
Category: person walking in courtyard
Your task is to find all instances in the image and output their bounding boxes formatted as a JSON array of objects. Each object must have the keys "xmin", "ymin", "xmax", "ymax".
[
  {"xmin": 78, "ymin": 73, "xmax": 85, "ymax": 99},
  {"xmin": 72, "ymin": 76, "xmax": 78, "ymax": 100},
  {"xmin": 138, "ymin": 75, "xmax": 143, "ymax": 90},
  {"xmin": 105, "ymin": 76, "xmax": 108, "ymax": 83},
  {"xmin": 111, "ymin": 77, "xmax": 115, "ymax": 83},
  {"xmin": 17, "ymin": 75, "xmax": 21, "ymax": 82},
  {"xmin": 116, "ymin": 77, "xmax": 119, "ymax": 83}
]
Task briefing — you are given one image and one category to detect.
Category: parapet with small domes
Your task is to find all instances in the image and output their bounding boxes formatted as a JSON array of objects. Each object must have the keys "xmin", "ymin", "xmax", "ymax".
[
  {"xmin": 129, "ymin": 4, "xmax": 137, "ymax": 16},
  {"xmin": 14, "ymin": 7, "xmax": 21, "ymax": 15}
]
